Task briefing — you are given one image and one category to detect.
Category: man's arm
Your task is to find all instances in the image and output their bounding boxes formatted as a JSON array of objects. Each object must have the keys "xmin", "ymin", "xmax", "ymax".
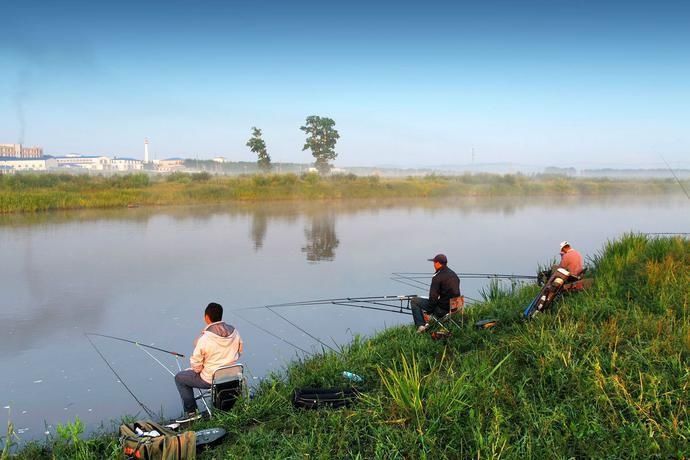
[
  {"xmin": 428, "ymin": 275, "xmax": 441, "ymax": 307},
  {"xmin": 189, "ymin": 335, "xmax": 205, "ymax": 373}
]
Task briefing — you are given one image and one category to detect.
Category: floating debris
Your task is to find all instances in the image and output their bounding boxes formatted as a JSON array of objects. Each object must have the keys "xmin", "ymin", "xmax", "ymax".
[
  {"xmin": 3, "ymin": 405, "xmax": 9, "ymax": 409},
  {"xmin": 16, "ymin": 428, "xmax": 29, "ymax": 434},
  {"xmin": 22, "ymin": 410, "xmax": 27, "ymax": 414},
  {"xmin": 33, "ymin": 379, "xmax": 43, "ymax": 384}
]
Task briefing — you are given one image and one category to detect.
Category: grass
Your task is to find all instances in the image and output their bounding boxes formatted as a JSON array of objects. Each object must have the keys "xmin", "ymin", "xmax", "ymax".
[
  {"xmin": 6, "ymin": 234, "xmax": 690, "ymax": 458},
  {"xmin": 0, "ymin": 172, "xmax": 686, "ymax": 213}
]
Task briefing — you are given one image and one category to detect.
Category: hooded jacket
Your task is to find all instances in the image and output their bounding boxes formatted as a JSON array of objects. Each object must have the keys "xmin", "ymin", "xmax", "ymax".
[{"xmin": 190, "ymin": 321, "xmax": 243, "ymax": 384}]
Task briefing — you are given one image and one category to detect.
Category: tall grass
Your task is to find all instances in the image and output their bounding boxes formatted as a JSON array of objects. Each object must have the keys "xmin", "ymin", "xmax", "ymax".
[
  {"xmin": 0, "ymin": 172, "xmax": 685, "ymax": 213},
  {"xmin": 8, "ymin": 234, "xmax": 690, "ymax": 458}
]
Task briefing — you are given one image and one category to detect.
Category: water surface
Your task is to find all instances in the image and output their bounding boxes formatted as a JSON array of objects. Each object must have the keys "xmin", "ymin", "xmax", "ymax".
[{"xmin": 1, "ymin": 196, "xmax": 687, "ymax": 440}]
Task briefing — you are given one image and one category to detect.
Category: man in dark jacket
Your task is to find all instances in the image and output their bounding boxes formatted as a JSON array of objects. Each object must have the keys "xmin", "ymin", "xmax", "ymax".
[{"xmin": 411, "ymin": 254, "xmax": 461, "ymax": 333}]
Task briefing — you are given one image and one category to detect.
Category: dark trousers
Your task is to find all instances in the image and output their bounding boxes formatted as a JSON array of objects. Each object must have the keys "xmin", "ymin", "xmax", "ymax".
[
  {"xmin": 411, "ymin": 297, "xmax": 433, "ymax": 326},
  {"xmin": 174, "ymin": 370, "xmax": 211, "ymax": 413}
]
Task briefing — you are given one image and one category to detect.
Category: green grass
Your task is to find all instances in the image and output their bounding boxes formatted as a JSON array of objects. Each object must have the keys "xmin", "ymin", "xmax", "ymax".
[
  {"xmin": 0, "ymin": 172, "xmax": 686, "ymax": 213},
  {"xmin": 6, "ymin": 234, "xmax": 689, "ymax": 458}
]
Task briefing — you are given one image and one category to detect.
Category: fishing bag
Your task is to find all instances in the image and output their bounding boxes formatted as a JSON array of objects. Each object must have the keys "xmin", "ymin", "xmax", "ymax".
[
  {"xmin": 120, "ymin": 420, "xmax": 196, "ymax": 460},
  {"xmin": 292, "ymin": 387, "xmax": 360, "ymax": 410}
]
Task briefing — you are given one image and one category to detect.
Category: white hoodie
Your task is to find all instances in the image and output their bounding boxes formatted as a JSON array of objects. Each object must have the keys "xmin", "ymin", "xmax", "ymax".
[{"xmin": 190, "ymin": 321, "xmax": 243, "ymax": 384}]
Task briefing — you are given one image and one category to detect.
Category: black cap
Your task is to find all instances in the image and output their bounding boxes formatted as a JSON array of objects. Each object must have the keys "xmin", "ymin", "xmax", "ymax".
[{"xmin": 427, "ymin": 254, "xmax": 448, "ymax": 265}]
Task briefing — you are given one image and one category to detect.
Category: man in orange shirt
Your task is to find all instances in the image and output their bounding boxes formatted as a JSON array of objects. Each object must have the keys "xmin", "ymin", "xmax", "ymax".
[{"xmin": 558, "ymin": 241, "xmax": 584, "ymax": 277}]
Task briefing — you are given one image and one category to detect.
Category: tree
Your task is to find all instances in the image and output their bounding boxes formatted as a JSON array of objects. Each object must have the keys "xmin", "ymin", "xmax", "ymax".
[
  {"xmin": 246, "ymin": 127, "xmax": 271, "ymax": 171},
  {"xmin": 300, "ymin": 115, "xmax": 340, "ymax": 174}
]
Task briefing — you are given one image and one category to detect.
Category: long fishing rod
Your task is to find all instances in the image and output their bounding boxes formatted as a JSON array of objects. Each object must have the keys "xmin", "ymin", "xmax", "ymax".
[
  {"xmin": 85, "ymin": 332, "xmax": 185, "ymax": 357},
  {"xmin": 230, "ymin": 310, "xmax": 311, "ymax": 355},
  {"xmin": 85, "ymin": 334, "xmax": 157, "ymax": 419},
  {"xmin": 392, "ymin": 272, "xmax": 537, "ymax": 280},
  {"xmin": 662, "ymin": 156, "xmax": 690, "ymax": 200},
  {"xmin": 266, "ymin": 307, "xmax": 339, "ymax": 353},
  {"xmin": 260, "ymin": 295, "xmax": 418, "ymax": 309}
]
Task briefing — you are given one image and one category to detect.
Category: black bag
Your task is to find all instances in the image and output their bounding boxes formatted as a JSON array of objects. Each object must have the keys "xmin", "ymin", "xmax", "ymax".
[{"xmin": 292, "ymin": 387, "xmax": 359, "ymax": 410}]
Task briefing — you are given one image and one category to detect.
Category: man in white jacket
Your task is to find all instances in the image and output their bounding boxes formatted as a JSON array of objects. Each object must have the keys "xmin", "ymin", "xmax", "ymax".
[{"xmin": 174, "ymin": 302, "xmax": 243, "ymax": 422}]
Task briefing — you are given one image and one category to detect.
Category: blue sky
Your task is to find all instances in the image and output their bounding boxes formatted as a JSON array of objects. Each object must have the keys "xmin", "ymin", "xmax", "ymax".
[{"xmin": 1, "ymin": 0, "xmax": 689, "ymax": 167}]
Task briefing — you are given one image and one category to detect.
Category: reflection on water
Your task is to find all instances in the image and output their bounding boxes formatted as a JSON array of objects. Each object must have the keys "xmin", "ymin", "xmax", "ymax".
[
  {"xmin": 0, "ymin": 195, "xmax": 687, "ymax": 441},
  {"xmin": 302, "ymin": 213, "xmax": 340, "ymax": 262},
  {"xmin": 251, "ymin": 211, "xmax": 268, "ymax": 250}
]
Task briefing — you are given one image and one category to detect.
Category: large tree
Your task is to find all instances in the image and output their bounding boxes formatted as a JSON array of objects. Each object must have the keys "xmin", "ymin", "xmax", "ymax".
[
  {"xmin": 246, "ymin": 127, "xmax": 271, "ymax": 171},
  {"xmin": 300, "ymin": 115, "xmax": 340, "ymax": 174}
]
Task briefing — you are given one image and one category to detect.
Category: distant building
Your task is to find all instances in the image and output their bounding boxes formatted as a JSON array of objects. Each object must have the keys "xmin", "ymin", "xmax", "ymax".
[
  {"xmin": 0, "ymin": 144, "xmax": 43, "ymax": 158},
  {"xmin": 111, "ymin": 157, "xmax": 143, "ymax": 171},
  {"xmin": 212, "ymin": 157, "xmax": 227, "ymax": 163},
  {"xmin": 54, "ymin": 155, "xmax": 111, "ymax": 170},
  {"xmin": 0, "ymin": 144, "xmax": 21, "ymax": 157},
  {"xmin": 0, "ymin": 157, "xmax": 57, "ymax": 172},
  {"xmin": 156, "ymin": 158, "xmax": 185, "ymax": 172}
]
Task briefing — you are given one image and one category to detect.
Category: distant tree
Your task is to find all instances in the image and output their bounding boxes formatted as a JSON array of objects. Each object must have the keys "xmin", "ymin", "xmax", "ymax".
[
  {"xmin": 246, "ymin": 127, "xmax": 271, "ymax": 171},
  {"xmin": 300, "ymin": 116, "xmax": 340, "ymax": 174}
]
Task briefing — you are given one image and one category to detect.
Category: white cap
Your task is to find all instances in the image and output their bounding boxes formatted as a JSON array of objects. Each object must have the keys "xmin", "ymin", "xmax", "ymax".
[{"xmin": 559, "ymin": 241, "xmax": 570, "ymax": 250}]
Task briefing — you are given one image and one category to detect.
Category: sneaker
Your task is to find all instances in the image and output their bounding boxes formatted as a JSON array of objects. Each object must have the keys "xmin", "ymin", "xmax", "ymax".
[
  {"xmin": 416, "ymin": 324, "xmax": 429, "ymax": 333},
  {"xmin": 175, "ymin": 411, "xmax": 201, "ymax": 423}
]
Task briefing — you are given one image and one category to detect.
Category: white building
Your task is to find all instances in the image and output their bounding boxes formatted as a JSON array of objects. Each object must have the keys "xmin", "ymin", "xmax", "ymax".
[
  {"xmin": 111, "ymin": 157, "xmax": 143, "ymax": 171},
  {"xmin": 0, "ymin": 157, "xmax": 57, "ymax": 172},
  {"xmin": 212, "ymin": 157, "xmax": 227, "ymax": 163},
  {"xmin": 54, "ymin": 155, "xmax": 112, "ymax": 170}
]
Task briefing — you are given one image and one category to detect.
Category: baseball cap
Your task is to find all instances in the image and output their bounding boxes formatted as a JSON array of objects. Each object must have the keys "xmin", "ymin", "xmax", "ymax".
[
  {"xmin": 559, "ymin": 241, "xmax": 570, "ymax": 250},
  {"xmin": 427, "ymin": 254, "xmax": 448, "ymax": 264}
]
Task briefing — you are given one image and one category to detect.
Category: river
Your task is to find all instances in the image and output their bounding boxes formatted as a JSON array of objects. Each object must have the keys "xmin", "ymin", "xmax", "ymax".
[{"xmin": 1, "ymin": 195, "xmax": 687, "ymax": 441}]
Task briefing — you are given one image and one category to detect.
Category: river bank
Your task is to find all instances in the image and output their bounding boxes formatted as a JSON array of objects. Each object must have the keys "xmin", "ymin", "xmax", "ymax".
[
  {"xmin": 6, "ymin": 234, "xmax": 688, "ymax": 458},
  {"xmin": 0, "ymin": 172, "xmax": 685, "ymax": 213}
]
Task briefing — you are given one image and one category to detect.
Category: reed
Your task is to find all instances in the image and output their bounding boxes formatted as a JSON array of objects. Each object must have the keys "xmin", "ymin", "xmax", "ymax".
[{"xmin": 0, "ymin": 172, "xmax": 685, "ymax": 213}]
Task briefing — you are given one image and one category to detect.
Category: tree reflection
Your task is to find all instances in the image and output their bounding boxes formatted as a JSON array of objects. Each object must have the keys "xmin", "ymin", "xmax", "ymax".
[
  {"xmin": 251, "ymin": 211, "xmax": 268, "ymax": 250},
  {"xmin": 302, "ymin": 214, "xmax": 340, "ymax": 262}
]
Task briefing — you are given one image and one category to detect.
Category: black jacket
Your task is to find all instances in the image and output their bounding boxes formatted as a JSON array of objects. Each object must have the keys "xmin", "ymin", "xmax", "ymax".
[{"xmin": 429, "ymin": 265, "xmax": 461, "ymax": 310}]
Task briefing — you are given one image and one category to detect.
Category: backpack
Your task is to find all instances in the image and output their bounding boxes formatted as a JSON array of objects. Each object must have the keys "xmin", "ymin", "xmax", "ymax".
[
  {"xmin": 120, "ymin": 420, "xmax": 196, "ymax": 460},
  {"xmin": 292, "ymin": 387, "xmax": 360, "ymax": 410}
]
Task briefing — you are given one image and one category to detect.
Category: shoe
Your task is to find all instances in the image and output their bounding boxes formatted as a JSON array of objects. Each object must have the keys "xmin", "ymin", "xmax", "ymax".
[
  {"xmin": 416, "ymin": 324, "xmax": 429, "ymax": 333},
  {"xmin": 175, "ymin": 411, "xmax": 201, "ymax": 423}
]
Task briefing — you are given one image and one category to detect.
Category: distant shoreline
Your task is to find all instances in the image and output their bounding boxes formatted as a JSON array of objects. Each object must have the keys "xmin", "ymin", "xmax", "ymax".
[{"xmin": 0, "ymin": 172, "xmax": 685, "ymax": 214}]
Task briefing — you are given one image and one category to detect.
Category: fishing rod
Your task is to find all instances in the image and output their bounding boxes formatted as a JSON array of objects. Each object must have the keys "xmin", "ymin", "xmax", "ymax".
[
  {"xmin": 85, "ymin": 332, "xmax": 185, "ymax": 357},
  {"xmin": 230, "ymin": 310, "xmax": 311, "ymax": 355},
  {"xmin": 392, "ymin": 272, "xmax": 537, "ymax": 280},
  {"xmin": 266, "ymin": 307, "xmax": 339, "ymax": 354},
  {"xmin": 85, "ymin": 333, "xmax": 157, "ymax": 419},
  {"xmin": 662, "ymin": 156, "xmax": 690, "ymax": 200}
]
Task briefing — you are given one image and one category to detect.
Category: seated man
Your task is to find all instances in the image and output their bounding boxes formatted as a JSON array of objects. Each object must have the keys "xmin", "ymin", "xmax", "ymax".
[
  {"xmin": 174, "ymin": 302, "xmax": 243, "ymax": 422},
  {"xmin": 411, "ymin": 254, "xmax": 461, "ymax": 333},
  {"xmin": 559, "ymin": 240, "xmax": 584, "ymax": 276}
]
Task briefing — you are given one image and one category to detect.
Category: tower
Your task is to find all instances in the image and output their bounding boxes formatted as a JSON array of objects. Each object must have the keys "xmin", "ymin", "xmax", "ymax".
[{"xmin": 144, "ymin": 138, "xmax": 149, "ymax": 163}]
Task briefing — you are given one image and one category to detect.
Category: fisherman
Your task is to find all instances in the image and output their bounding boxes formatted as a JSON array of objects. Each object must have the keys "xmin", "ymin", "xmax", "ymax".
[
  {"xmin": 411, "ymin": 254, "xmax": 461, "ymax": 333},
  {"xmin": 174, "ymin": 302, "xmax": 243, "ymax": 423},
  {"xmin": 558, "ymin": 241, "xmax": 584, "ymax": 277}
]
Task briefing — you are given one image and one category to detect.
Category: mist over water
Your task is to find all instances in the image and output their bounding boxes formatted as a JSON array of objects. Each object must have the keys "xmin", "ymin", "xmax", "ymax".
[{"xmin": 1, "ymin": 196, "xmax": 687, "ymax": 441}]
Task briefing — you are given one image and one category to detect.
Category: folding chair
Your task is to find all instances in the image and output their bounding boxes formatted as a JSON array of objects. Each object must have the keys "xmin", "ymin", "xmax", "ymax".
[
  {"xmin": 426, "ymin": 296, "xmax": 465, "ymax": 336},
  {"xmin": 195, "ymin": 363, "xmax": 246, "ymax": 417}
]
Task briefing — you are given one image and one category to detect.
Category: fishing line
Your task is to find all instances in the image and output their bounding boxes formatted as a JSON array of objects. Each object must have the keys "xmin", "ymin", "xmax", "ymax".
[
  {"xmin": 136, "ymin": 344, "xmax": 176, "ymax": 377},
  {"xmin": 266, "ymin": 307, "xmax": 339, "ymax": 353},
  {"xmin": 231, "ymin": 310, "xmax": 311, "ymax": 355},
  {"xmin": 85, "ymin": 333, "xmax": 157, "ymax": 419}
]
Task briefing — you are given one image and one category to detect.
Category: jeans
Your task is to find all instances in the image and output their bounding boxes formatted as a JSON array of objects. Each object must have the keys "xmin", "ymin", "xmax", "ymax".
[
  {"xmin": 411, "ymin": 297, "xmax": 434, "ymax": 326},
  {"xmin": 174, "ymin": 369, "xmax": 211, "ymax": 413}
]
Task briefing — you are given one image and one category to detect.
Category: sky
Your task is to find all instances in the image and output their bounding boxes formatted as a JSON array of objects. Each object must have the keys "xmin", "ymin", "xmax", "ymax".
[{"xmin": 1, "ymin": 0, "xmax": 689, "ymax": 167}]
